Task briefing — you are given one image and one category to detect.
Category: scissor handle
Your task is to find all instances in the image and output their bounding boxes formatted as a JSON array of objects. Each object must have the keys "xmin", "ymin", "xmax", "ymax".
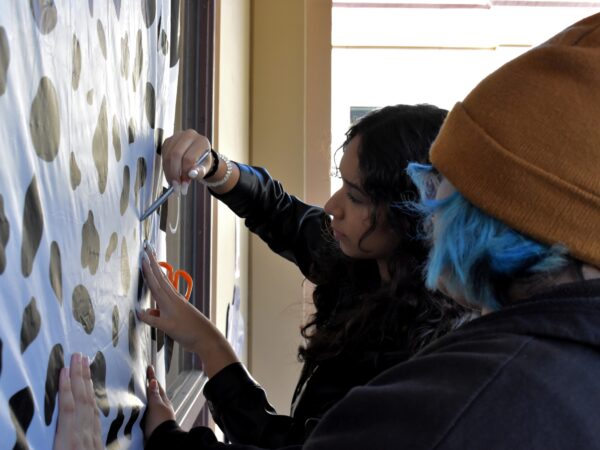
[
  {"xmin": 158, "ymin": 262, "xmax": 174, "ymax": 280},
  {"xmin": 158, "ymin": 261, "xmax": 193, "ymax": 301},
  {"xmin": 173, "ymin": 269, "xmax": 193, "ymax": 300}
]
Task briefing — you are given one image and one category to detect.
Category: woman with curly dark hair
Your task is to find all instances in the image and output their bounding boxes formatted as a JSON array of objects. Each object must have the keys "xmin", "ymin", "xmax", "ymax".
[
  {"xmin": 292, "ymin": 105, "xmax": 469, "ymax": 430},
  {"xmin": 300, "ymin": 104, "xmax": 464, "ymax": 367},
  {"xmin": 55, "ymin": 104, "xmax": 470, "ymax": 450},
  {"xmin": 137, "ymin": 103, "xmax": 469, "ymax": 450}
]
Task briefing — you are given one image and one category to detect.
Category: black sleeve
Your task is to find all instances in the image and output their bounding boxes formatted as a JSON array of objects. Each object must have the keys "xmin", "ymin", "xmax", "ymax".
[
  {"xmin": 203, "ymin": 363, "xmax": 299, "ymax": 448},
  {"xmin": 210, "ymin": 164, "xmax": 328, "ymax": 281},
  {"xmin": 146, "ymin": 421, "xmax": 221, "ymax": 449},
  {"xmin": 146, "ymin": 419, "xmax": 302, "ymax": 450}
]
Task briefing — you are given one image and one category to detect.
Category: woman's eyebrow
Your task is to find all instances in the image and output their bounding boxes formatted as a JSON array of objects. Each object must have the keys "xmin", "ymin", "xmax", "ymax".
[{"xmin": 342, "ymin": 177, "xmax": 367, "ymax": 195}]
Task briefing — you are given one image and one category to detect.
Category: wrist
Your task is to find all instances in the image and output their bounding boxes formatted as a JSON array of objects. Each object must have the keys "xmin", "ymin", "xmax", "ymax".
[
  {"xmin": 202, "ymin": 149, "xmax": 220, "ymax": 179},
  {"xmin": 202, "ymin": 153, "xmax": 234, "ymax": 189},
  {"xmin": 189, "ymin": 318, "xmax": 238, "ymax": 377}
]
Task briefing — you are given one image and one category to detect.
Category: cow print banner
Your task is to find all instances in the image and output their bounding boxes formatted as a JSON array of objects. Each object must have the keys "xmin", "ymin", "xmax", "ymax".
[{"xmin": 0, "ymin": 1, "xmax": 178, "ymax": 448}]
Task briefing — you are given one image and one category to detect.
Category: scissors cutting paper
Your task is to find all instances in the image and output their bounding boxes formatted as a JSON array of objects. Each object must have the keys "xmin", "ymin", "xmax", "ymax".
[{"xmin": 140, "ymin": 149, "xmax": 211, "ymax": 221}]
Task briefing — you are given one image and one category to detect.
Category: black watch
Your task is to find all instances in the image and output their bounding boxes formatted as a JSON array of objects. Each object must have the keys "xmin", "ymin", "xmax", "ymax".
[{"xmin": 203, "ymin": 149, "xmax": 220, "ymax": 179}]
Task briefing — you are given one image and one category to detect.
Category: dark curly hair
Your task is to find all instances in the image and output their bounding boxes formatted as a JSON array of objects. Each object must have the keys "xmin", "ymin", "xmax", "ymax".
[{"xmin": 298, "ymin": 104, "xmax": 469, "ymax": 368}]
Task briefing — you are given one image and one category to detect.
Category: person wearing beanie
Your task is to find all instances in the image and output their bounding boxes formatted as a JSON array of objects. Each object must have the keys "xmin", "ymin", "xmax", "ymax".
[{"xmin": 301, "ymin": 12, "xmax": 600, "ymax": 450}]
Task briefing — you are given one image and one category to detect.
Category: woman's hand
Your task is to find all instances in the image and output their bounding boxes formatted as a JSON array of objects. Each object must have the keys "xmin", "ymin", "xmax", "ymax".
[
  {"xmin": 53, "ymin": 353, "xmax": 102, "ymax": 450},
  {"xmin": 137, "ymin": 242, "xmax": 209, "ymax": 354},
  {"xmin": 144, "ymin": 366, "xmax": 176, "ymax": 441},
  {"xmin": 161, "ymin": 129, "xmax": 240, "ymax": 195},
  {"xmin": 161, "ymin": 129, "xmax": 213, "ymax": 195},
  {"xmin": 137, "ymin": 242, "xmax": 239, "ymax": 377}
]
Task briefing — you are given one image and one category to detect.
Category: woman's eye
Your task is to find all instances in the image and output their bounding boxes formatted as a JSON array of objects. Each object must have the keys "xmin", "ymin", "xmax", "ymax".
[{"xmin": 347, "ymin": 192, "xmax": 362, "ymax": 204}]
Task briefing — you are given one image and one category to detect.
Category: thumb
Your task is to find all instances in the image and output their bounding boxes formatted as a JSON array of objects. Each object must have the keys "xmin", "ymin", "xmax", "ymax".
[
  {"xmin": 137, "ymin": 308, "xmax": 161, "ymax": 328},
  {"xmin": 188, "ymin": 150, "xmax": 214, "ymax": 180},
  {"xmin": 147, "ymin": 379, "xmax": 163, "ymax": 403},
  {"xmin": 188, "ymin": 163, "xmax": 208, "ymax": 180}
]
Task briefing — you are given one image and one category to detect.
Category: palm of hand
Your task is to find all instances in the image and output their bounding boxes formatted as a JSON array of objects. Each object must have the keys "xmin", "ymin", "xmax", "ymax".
[{"xmin": 139, "ymin": 247, "xmax": 207, "ymax": 353}]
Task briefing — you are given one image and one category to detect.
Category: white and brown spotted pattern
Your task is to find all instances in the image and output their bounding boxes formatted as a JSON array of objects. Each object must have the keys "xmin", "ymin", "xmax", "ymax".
[{"xmin": 0, "ymin": 1, "xmax": 178, "ymax": 448}]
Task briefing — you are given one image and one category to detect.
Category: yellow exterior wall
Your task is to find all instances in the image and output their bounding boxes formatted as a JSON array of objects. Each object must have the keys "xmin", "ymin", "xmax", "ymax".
[{"xmin": 214, "ymin": 0, "xmax": 331, "ymax": 414}]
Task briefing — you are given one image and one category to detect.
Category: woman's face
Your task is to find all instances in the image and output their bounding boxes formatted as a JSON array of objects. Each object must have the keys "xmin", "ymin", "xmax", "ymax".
[{"xmin": 324, "ymin": 136, "xmax": 400, "ymax": 263}]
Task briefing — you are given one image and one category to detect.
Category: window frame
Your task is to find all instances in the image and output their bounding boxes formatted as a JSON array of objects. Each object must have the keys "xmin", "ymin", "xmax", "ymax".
[{"xmin": 164, "ymin": 0, "xmax": 215, "ymax": 430}]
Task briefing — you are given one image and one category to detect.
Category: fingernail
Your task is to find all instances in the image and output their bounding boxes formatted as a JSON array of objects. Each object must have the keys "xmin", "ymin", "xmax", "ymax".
[
  {"xmin": 143, "ymin": 240, "xmax": 148, "ymax": 250},
  {"xmin": 82, "ymin": 356, "xmax": 90, "ymax": 368},
  {"xmin": 188, "ymin": 168, "xmax": 199, "ymax": 179},
  {"xmin": 181, "ymin": 182, "xmax": 189, "ymax": 196},
  {"xmin": 74, "ymin": 352, "xmax": 82, "ymax": 364},
  {"xmin": 172, "ymin": 181, "xmax": 181, "ymax": 196},
  {"xmin": 150, "ymin": 379, "xmax": 159, "ymax": 394}
]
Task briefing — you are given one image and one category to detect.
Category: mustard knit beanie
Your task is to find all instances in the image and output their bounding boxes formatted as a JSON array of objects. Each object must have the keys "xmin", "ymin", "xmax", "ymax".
[{"xmin": 430, "ymin": 12, "xmax": 600, "ymax": 267}]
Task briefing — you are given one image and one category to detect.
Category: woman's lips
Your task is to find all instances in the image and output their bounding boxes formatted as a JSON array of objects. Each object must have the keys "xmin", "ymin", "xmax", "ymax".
[{"xmin": 332, "ymin": 228, "xmax": 346, "ymax": 240}]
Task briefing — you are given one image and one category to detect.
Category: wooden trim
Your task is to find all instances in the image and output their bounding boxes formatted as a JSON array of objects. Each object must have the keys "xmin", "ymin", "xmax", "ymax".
[{"xmin": 305, "ymin": 0, "xmax": 332, "ymax": 208}]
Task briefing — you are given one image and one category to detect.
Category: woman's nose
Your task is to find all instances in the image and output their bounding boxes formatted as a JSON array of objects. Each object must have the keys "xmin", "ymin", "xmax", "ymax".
[{"xmin": 324, "ymin": 191, "xmax": 342, "ymax": 218}]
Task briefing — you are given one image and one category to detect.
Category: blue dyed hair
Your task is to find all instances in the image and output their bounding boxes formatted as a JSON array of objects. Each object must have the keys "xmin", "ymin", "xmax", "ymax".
[{"xmin": 404, "ymin": 163, "xmax": 569, "ymax": 310}]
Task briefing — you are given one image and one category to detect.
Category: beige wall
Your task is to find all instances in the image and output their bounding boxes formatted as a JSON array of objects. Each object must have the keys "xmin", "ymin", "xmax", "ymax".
[
  {"xmin": 250, "ymin": 0, "xmax": 306, "ymax": 413},
  {"xmin": 213, "ymin": 0, "xmax": 251, "ymax": 363},
  {"xmin": 214, "ymin": 0, "xmax": 331, "ymax": 414}
]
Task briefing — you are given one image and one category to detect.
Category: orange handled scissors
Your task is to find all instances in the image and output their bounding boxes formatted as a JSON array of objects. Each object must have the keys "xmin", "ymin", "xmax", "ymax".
[{"xmin": 158, "ymin": 262, "xmax": 193, "ymax": 301}]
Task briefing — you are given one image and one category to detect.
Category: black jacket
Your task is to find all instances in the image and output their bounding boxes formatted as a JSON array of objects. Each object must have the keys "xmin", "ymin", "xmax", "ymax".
[
  {"xmin": 147, "ymin": 164, "xmax": 410, "ymax": 448},
  {"xmin": 305, "ymin": 279, "xmax": 600, "ymax": 449},
  {"xmin": 149, "ymin": 279, "xmax": 600, "ymax": 449}
]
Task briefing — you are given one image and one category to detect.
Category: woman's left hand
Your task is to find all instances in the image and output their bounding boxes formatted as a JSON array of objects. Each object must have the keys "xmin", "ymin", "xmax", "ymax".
[
  {"xmin": 138, "ymin": 243, "xmax": 209, "ymax": 354},
  {"xmin": 144, "ymin": 366, "xmax": 176, "ymax": 441},
  {"xmin": 53, "ymin": 353, "xmax": 102, "ymax": 450},
  {"xmin": 138, "ymin": 243, "xmax": 239, "ymax": 377}
]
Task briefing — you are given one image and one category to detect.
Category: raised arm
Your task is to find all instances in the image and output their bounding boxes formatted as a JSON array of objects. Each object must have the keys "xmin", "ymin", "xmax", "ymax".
[
  {"xmin": 138, "ymin": 245, "xmax": 303, "ymax": 447},
  {"xmin": 161, "ymin": 129, "xmax": 331, "ymax": 280}
]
